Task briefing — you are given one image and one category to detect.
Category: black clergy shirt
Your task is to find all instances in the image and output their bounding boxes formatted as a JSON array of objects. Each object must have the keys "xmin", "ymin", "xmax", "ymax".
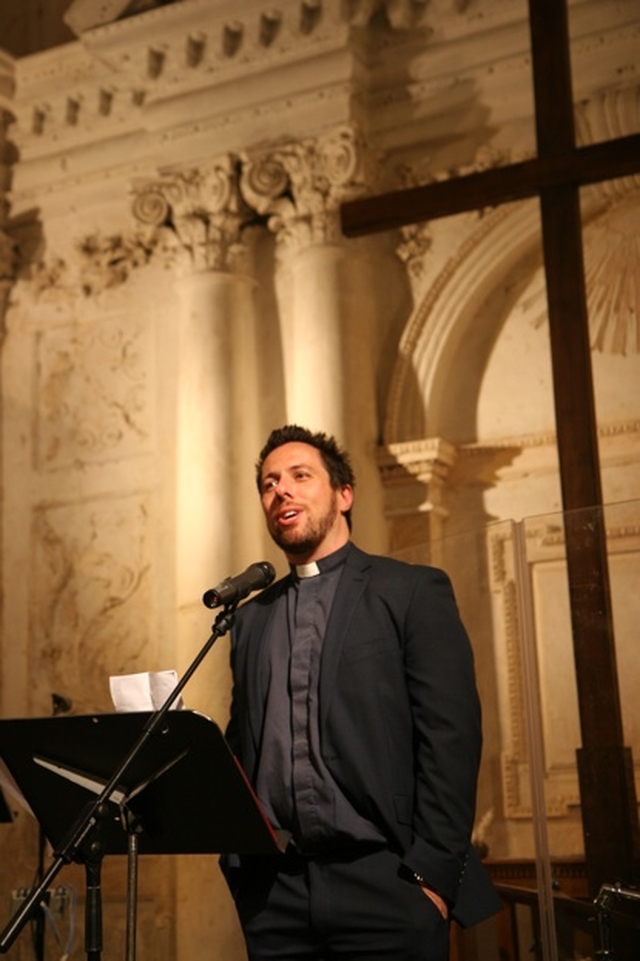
[{"xmin": 254, "ymin": 541, "xmax": 385, "ymax": 854}]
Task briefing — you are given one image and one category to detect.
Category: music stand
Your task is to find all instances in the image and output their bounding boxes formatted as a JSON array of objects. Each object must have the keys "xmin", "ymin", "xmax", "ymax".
[
  {"xmin": 0, "ymin": 604, "xmax": 283, "ymax": 960},
  {"xmin": 0, "ymin": 787, "xmax": 12, "ymax": 824}
]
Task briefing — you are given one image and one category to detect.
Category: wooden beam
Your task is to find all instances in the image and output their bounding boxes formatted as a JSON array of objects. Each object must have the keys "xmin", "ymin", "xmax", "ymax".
[{"xmin": 341, "ymin": 133, "xmax": 640, "ymax": 237}]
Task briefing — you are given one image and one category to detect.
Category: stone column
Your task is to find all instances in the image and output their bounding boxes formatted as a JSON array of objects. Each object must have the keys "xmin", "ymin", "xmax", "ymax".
[
  {"xmin": 240, "ymin": 125, "xmax": 388, "ymax": 550},
  {"xmin": 132, "ymin": 160, "xmax": 260, "ymax": 961}
]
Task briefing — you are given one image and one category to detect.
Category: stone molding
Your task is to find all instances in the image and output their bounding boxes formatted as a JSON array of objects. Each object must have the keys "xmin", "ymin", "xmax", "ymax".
[
  {"xmin": 374, "ymin": 436, "xmax": 458, "ymax": 553},
  {"xmin": 375, "ymin": 436, "xmax": 456, "ymax": 515},
  {"xmin": 5, "ymin": 1, "xmax": 637, "ymax": 213}
]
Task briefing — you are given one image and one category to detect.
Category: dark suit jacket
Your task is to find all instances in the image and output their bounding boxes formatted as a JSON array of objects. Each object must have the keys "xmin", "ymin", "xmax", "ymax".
[{"xmin": 224, "ymin": 543, "xmax": 501, "ymax": 927}]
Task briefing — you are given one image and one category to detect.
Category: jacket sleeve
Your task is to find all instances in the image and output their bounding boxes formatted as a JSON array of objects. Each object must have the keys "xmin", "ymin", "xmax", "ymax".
[{"xmin": 399, "ymin": 567, "xmax": 483, "ymax": 907}]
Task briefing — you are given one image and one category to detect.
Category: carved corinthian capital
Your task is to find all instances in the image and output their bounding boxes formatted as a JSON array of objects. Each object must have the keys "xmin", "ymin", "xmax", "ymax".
[
  {"xmin": 240, "ymin": 124, "xmax": 372, "ymax": 258},
  {"xmin": 131, "ymin": 156, "xmax": 250, "ymax": 274}
]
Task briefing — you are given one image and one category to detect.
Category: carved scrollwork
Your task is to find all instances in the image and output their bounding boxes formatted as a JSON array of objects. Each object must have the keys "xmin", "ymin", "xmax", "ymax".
[
  {"xmin": 240, "ymin": 158, "xmax": 291, "ymax": 216},
  {"xmin": 240, "ymin": 124, "xmax": 373, "ymax": 256},
  {"xmin": 131, "ymin": 188, "xmax": 171, "ymax": 227},
  {"xmin": 131, "ymin": 158, "xmax": 250, "ymax": 273}
]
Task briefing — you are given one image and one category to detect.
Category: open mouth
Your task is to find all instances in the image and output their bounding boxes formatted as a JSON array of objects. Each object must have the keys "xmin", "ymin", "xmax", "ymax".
[{"xmin": 278, "ymin": 508, "xmax": 300, "ymax": 525}]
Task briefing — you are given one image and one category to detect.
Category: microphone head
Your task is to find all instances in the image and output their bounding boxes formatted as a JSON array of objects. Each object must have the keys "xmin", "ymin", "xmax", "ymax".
[
  {"xmin": 252, "ymin": 561, "xmax": 276, "ymax": 588},
  {"xmin": 202, "ymin": 560, "xmax": 276, "ymax": 609}
]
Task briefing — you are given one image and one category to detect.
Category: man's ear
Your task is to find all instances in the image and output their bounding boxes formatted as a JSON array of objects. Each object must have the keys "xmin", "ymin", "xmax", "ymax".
[{"xmin": 338, "ymin": 485, "xmax": 354, "ymax": 515}]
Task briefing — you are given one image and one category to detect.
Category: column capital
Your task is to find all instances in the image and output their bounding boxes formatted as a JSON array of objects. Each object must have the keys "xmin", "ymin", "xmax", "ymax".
[
  {"xmin": 240, "ymin": 124, "xmax": 373, "ymax": 258},
  {"xmin": 131, "ymin": 156, "xmax": 251, "ymax": 274}
]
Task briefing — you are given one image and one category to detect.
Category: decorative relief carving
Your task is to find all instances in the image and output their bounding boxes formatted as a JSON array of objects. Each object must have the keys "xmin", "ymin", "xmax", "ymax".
[
  {"xmin": 31, "ymin": 495, "xmax": 153, "ymax": 715},
  {"xmin": 396, "ymin": 221, "xmax": 433, "ymax": 287},
  {"xmin": 0, "ymin": 226, "xmax": 18, "ymax": 282},
  {"xmin": 35, "ymin": 316, "xmax": 153, "ymax": 471},
  {"xmin": 132, "ymin": 157, "xmax": 250, "ymax": 273},
  {"xmin": 523, "ymin": 188, "xmax": 640, "ymax": 356},
  {"xmin": 240, "ymin": 124, "xmax": 373, "ymax": 257},
  {"xmin": 584, "ymin": 191, "xmax": 640, "ymax": 355},
  {"xmin": 0, "ymin": 228, "xmax": 17, "ymax": 332},
  {"xmin": 31, "ymin": 231, "xmax": 156, "ymax": 298}
]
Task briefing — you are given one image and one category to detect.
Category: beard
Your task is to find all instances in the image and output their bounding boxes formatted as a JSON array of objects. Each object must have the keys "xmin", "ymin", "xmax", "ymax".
[{"xmin": 269, "ymin": 493, "xmax": 341, "ymax": 557}]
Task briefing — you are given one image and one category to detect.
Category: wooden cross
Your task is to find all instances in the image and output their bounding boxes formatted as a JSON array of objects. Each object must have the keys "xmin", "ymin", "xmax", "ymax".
[{"xmin": 342, "ymin": 0, "xmax": 640, "ymax": 896}]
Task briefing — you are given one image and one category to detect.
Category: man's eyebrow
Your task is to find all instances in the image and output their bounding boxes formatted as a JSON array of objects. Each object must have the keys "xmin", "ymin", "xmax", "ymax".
[{"xmin": 261, "ymin": 462, "xmax": 316, "ymax": 480}]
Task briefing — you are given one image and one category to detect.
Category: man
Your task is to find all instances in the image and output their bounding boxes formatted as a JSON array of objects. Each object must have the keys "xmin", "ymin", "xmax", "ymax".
[{"xmin": 222, "ymin": 424, "xmax": 501, "ymax": 960}]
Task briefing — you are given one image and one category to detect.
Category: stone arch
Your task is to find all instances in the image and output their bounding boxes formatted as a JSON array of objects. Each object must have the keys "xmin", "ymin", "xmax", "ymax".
[
  {"xmin": 384, "ymin": 201, "xmax": 545, "ymax": 446},
  {"xmin": 384, "ymin": 181, "xmax": 640, "ymax": 450}
]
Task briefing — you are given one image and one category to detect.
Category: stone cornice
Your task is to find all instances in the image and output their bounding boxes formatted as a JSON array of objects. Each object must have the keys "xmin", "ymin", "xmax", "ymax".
[
  {"xmin": 376, "ymin": 436, "xmax": 457, "ymax": 485},
  {"xmin": 451, "ymin": 419, "xmax": 640, "ymax": 486},
  {"xmin": 4, "ymin": 0, "xmax": 638, "ymax": 208}
]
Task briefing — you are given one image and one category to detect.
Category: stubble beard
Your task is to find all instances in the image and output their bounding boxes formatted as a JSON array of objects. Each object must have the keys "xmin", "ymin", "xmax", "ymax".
[{"xmin": 270, "ymin": 494, "xmax": 341, "ymax": 558}]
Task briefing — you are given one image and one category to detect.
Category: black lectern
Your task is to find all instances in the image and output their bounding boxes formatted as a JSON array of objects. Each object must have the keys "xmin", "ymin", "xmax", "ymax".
[{"xmin": 0, "ymin": 787, "xmax": 12, "ymax": 824}]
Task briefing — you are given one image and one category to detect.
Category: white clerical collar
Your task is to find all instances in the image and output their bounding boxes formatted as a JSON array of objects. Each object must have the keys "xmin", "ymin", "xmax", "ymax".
[{"xmin": 295, "ymin": 561, "xmax": 321, "ymax": 579}]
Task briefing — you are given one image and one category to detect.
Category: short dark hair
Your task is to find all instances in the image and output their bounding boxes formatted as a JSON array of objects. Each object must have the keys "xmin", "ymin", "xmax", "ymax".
[{"xmin": 256, "ymin": 424, "xmax": 355, "ymax": 526}]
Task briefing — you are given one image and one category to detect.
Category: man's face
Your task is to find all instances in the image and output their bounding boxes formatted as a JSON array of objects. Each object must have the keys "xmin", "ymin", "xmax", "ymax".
[{"xmin": 259, "ymin": 442, "xmax": 353, "ymax": 563}]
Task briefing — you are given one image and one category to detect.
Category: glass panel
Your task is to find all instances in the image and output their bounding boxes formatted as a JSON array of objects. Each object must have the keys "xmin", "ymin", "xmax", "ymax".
[
  {"xmin": 392, "ymin": 498, "xmax": 640, "ymax": 959},
  {"xmin": 393, "ymin": 519, "xmax": 542, "ymax": 959}
]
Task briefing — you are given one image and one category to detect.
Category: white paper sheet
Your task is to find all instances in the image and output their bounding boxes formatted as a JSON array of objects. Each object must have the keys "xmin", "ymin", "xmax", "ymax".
[{"xmin": 109, "ymin": 670, "xmax": 184, "ymax": 713}]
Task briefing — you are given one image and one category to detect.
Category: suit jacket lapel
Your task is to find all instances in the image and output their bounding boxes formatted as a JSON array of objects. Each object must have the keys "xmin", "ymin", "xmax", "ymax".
[{"xmin": 318, "ymin": 546, "xmax": 370, "ymax": 727}]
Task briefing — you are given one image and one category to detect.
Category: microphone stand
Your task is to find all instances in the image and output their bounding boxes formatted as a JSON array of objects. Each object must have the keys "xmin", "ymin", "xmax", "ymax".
[{"xmin": 0, "ymin": 604, "xmax": 238, "ymax": 960}]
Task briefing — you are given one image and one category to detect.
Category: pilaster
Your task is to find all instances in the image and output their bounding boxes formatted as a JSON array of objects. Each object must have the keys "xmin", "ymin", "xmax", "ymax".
[{"xmin": 376, "ymin": 437, "xmax": 457, "ymax": 555}]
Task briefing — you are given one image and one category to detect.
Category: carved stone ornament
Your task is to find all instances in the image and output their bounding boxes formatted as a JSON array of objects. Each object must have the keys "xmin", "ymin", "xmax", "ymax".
[
  {"xmin": 240, "ymin": 124, "xmax": 373, "ymax": 257},
  {"xmin": 31, "ymin": 231, "xmax": 156, "ymax": 298},
  {"xmin": 131, "ymin": 158, "xmax": 250, "ymax": 274},
  {"xmin": 0, "ymin": 227, "xmax": 18, "ymax": 282}
]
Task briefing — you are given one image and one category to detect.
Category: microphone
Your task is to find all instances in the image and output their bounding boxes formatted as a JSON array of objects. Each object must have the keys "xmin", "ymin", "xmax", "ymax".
[{"xmin": 202, "ymin": 561, "xmax": 276, "ymax": 609}]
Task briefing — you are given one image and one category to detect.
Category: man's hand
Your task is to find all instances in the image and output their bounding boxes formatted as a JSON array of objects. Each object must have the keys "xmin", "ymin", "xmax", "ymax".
[{"xmin": 415, "ymin": 878, "xmax": 449, "ymax": 920}]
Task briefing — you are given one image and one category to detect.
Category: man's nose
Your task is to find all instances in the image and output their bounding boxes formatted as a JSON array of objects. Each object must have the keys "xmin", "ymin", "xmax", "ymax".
[{"xmin": 274, "ymin": 477, "xmax": 293, "ymax": 498}]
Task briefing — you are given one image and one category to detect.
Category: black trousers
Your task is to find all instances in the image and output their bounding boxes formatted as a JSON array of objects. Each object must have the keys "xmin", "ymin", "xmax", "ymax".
[{"xmin": 234, "ymin": 846, "xmax": 450, "ymax": 961}]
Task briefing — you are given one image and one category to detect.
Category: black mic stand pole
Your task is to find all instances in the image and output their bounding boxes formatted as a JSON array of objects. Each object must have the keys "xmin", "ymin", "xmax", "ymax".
[{"xmin": 0, "ymin": 604, "xmax": 238, "ymax": 959}]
